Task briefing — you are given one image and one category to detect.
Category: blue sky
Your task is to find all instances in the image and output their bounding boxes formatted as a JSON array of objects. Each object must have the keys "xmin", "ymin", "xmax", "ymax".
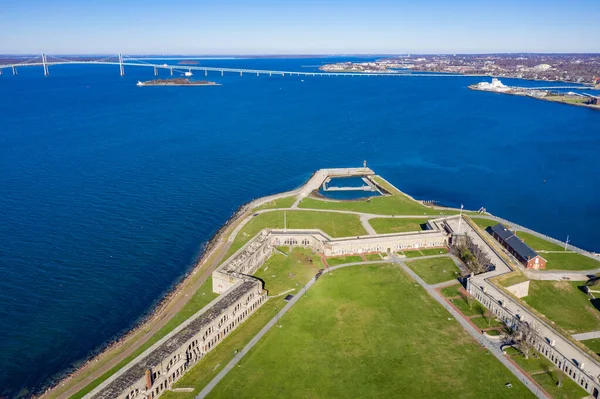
[{"xmin": 1, "ymin": 0, "xmax": 599, "ymax": 54}]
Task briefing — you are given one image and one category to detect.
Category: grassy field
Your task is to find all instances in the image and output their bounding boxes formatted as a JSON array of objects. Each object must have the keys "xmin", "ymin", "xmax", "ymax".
[
  {"xmin": 505, "ymin": 347, "xmax": 587, "ymax": 399},
  {"xmin": 522, "ymin": 280, "xmax": 600, "ymax": 334},
  {"xmin": 326, "ymin": 255, "xmax": 364, "ymax": 266},
  {"xmin": 582, "ymin": 338, "xmax": 600, "ymax": 355},
  {"xmin": 254, "ymin": 248, "xmax": 323, "ymax": 296},
  {"xmin": 364, "ymin": 253, "xmax": 382, "ymax": 261},
  {"xmin": 207, "ymin": 264, "xmax": 534, "ymax": 399},
  {"xmin": 499, "ymin": 273, "xmax": 530, "ymax": 288},
  {"xmin": 515, "ymin": 231, "xmax": 564, "ymax": 251},
  {"xmin": 223, "ymin": 210, "xmax": 367, "ymax": 261},
  {"xmin": 70, "ymin": 279, "xmax": 218, "ymax": 398},
  {"xmin": 400, "ymin": 248, "xmax": 448, "ymax": 258},
  {"xmin": 253, "ymin": 196, "xmax": 297, "ymax": 210},
  {"xmin": 406, "ymin": 256, "xmax": 461, "ymax": 285},
  {"xmin": 368, "ymin": 217, "xmax": 430, "ymax": 234},
  {"xmin": 298, "ymin": 179, "xmax": 459, "ymax": 216},
  {"xmin": 541, "ymin": 252, "xmax": 600, "ymax": 271},
  {"xmin": 469, "ymin": 217, "xmax": 498, "ymax": 231}
]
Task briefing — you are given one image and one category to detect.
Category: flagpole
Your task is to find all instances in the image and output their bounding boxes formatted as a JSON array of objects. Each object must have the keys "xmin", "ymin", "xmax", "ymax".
[{"xmin": 457, "ymin": 204, "xmax": 464, "ymax": 235}]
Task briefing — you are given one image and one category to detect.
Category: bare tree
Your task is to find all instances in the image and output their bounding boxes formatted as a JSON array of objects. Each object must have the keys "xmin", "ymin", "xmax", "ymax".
[{"xmin": 512, "ymin": 321, "xmax": 536, "ymax": 359}]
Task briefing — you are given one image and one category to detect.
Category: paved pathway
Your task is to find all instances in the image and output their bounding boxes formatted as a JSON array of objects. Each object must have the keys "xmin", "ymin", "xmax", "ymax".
[
  {"xmin": 359, "ymin": 214, "xmax": 377, "ymax": 235},
  {"xmin": 391, "ymin": 254, "xmax": 551, "ymax": 399},
  {"xmin": 572, "ymin": 331, "xmax": 600, "ymax": 341}
]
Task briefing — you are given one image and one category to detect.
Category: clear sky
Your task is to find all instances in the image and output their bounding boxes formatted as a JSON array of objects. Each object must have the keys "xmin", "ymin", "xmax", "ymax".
[{"xmin": 1, "ymin": 0, "xmax": 599, "ymax": 54}]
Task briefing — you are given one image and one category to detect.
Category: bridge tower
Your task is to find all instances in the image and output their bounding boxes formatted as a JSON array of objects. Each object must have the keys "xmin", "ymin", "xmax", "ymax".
[
  {"xmin": 118, "ymin": 53, "xmax": 124, "ymax": 76},
  {"xmin": 12, "ymin": 66, "xmax": 17, "ymax": 75},
  {"xmin": 42, "ymin": 53, "xmax": 49, "ymax": 76},
  {"xmin": 205, "ymin": 69, "xmax": 207, "ymax": 77},
  {"xmin": 170, "ymin": 68, "xmax": 173, "ymax": 76},
  {"xmin": 154, "ymin": 66, "xmax": 158, "ymax": 76},
  {"xmin": 221, "ymin": 70, "xmax": 224, "ymax": 77}
]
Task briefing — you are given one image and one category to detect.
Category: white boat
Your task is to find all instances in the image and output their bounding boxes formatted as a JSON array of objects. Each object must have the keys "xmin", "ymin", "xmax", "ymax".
[
  {"xmin": 185, "ymin": 69, "xmax": 193, "ymax": 77},
  {"xmin": 136, "ymin": 81, "xmax": 144, "ymax": 86}
]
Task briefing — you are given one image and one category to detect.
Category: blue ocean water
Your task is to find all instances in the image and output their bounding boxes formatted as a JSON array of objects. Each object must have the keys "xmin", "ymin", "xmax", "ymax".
[{"xmin": 0, "ymin": 57, "xmax": 599, "ymax": 397}]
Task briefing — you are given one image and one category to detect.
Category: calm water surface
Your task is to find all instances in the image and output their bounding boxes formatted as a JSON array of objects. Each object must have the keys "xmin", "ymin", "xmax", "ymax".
[{"xmin": 0, "ymin": 57, "xmax": 599, "ymax": 397}]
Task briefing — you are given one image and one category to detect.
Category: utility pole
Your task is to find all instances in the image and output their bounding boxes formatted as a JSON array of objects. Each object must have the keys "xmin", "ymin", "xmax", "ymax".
[{"xmin": 284, "ymin": 211, "xmax": 287, "ymax": 232}]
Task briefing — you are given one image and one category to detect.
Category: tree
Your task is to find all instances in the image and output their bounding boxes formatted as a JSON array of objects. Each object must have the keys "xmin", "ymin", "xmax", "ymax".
[
  {"xmin": 512, "ymin": 321, "xmax": 536, "ymax": 359},
  {"xmin": 459, "ymin": 290, "xmax": 472, "ymax": 309}
]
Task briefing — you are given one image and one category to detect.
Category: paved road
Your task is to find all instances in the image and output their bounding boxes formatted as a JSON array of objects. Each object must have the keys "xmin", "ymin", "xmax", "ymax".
[
  {"xmin": 572, "ymin": 331, "xmax": 600, "ymax": 341},
  {"xmin": 391, "ymin": 254, "xmax": 551, "ymax": 399}
]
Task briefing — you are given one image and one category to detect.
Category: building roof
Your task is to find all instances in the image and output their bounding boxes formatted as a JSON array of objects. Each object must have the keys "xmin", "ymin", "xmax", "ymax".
[
  {"xmin": 491, "ymin": 223, "xmax": 539, "ymax": 261},
  {"xmin": 490, "ymin": 223, "xmax": 514, "ymax": 241}
]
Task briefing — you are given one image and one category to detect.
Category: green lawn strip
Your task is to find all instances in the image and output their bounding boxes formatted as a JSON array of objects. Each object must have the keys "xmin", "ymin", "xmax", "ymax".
[
  {"xmin": 469, "ymin": 217, "xmax": 498, "ymax": 231},
  {"xmin": 254, "ymin": 248, "xmax": 323, "ymax": 296},
  {"xmin": 371, "ymin": 176, "xmax": 403, "ymax": 195},
  {"xmin": 403, "ymin": 249, "xmax": 424, "ymax": 258},
  {"xmin": 532, "ymin": 371, "xmax": 589, "ymax": 399},
  {"xmin": 420, "ymin": 247, "xmax": 449, "ymax": 256},
  {"xmin": 367, "ymin": 217, "xmax": 430, "ymax": 234},
  {"xmin": 325, "ymin": 255, "xmax": 364, "ymax": 266},
  {"xmin": 440, "ymin": 284, "xmax": 462, "ymax": 298},
  {"xmin": 500, "ymin": 274, "xmax": 530, "ymax": 287},
  {"xmin": 406, "ymin": 256, "xmax": 461, "ymax": 285},
  {"xmin": 522, "ymin": 280, "xmax": 600, "ymax": 334},
  {"xmin": 450, "ymin": 297, "xmax": 485, "ymax": 317},
  {"xmin": 505, "ymin": 347, "xmax": 588, "ymax": 399},
  {"xmin": 364, "ymin": 253, "xmax": 382, "ymax": 261},
  {"xmin": 515, "ymin": 231, "xmax": 564, "ymax": 251},
  {"xmin": 253, "ymin": 196, "xmax": 296, "ymax": 211},
  {"xmin": 582, "ymin": 338, "xmax": 600, "ymax": 355},
  {"xmin": 469, "ymin": 315, "xmax": 504, "ymax": 329},
  {"xmin": 223, "ymin": 210, "xmax": 367, "ymax": 261},
  {"xmin": 542, "ymin": 252, "xmax": 600, "ymax": 271},
  {"xmin": 485, "ymin": 329, "xmax": 501, "ymax": 336},
  {"xmin": 298, "ymin": 195, "xmax": 458, "ymax": 216},
  {"xmin": 71, "ymin": 279, "xmax": 218, "ymax": 399},
  {"xmin": 207, "ymin": 264, "xmax": 533, "ymax": 399}
]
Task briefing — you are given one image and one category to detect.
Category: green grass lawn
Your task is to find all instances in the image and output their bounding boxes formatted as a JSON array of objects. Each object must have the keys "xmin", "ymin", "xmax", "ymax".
[
  {"xmin": 515, "ymin": 231, "xmax": 564, "ymax": 251},
  {"xmin": 326, "ymin": 255, "xmax": 364, "ymax": 266},
  {"xmin": 368, "ymin": 217, "xmax": 430, "ymax": 234},
  {"xmin": 224, "ymin": 210, "xmax": 367, "ymax": 261},
  {"xmin": 254, "ymin": 248, "xmax": 323, "ymax": 296},
  {"xmin": 71, "ymin": 279, "xmax": 218, "ymax": 399},
  {"xmin": 253, "ymin": 196, "xmax": 297, "ymax": 211},
  {"xmin": 420, "ymin": 247, "xmax": 449, "ymax": 256},
  {"xmin": 469, "ymin": 217, "xmax": 498, "ymax": 231},
  {"xmin": 402, "ymin": 249, "xmax": 424, "ymax": 258},
  {"xmin": 406, "ymin": 256, "xmax": 461, "ymax": 285},
  {"xmin": 364, "ymin": 253, "xmax": 382, "ymax": 261},
  {"xmin": 207, "ymin": 264, "xmax": 534, "ymax": 399},
  {"xmin": 541, "ymin": 252, "xmax": 600, "ymax": 271},
  {"xmin": 451, "ymin": 297, "xmax": 486, "ymax": 317},
  {"xmin": 505, "ymin": 347, "xmax": 588, "ymax": 399},
  {"xmin": 441, "ymin": 284, "xmax": 462, "ymax": 298},
  {"xmin": 581, "ymin": 338, "xmax": 600, "ymax": 355},
  {"xmin": 470, "ymin": 315, "xmax": 504, "ymax": 329},
  {"xmin": 522, "ymin": 280, "xmax": 600, "ymax": 334},
  {"xmin": 499, "ymin": 273, "xmax": 530, "ymax": 288},
  {"xmin": 298, "ymin": 184, "xmax": 458, "ymax": 215}
]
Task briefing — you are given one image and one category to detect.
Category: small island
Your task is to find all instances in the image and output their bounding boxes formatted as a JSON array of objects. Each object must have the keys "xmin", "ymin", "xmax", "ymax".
[
  {"xmin": 136, "ymin": 78, "xmax": 220, "ymax": 87},
  {"xmin": 469, "ymin": 78, "xmax": 600, "ymax": 110}
]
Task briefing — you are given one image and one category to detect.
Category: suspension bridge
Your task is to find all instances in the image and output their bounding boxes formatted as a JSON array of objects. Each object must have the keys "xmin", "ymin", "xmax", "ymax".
[{"xmin": 0, "ymin": 53, "xmax": 480, "ymax": 78}]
